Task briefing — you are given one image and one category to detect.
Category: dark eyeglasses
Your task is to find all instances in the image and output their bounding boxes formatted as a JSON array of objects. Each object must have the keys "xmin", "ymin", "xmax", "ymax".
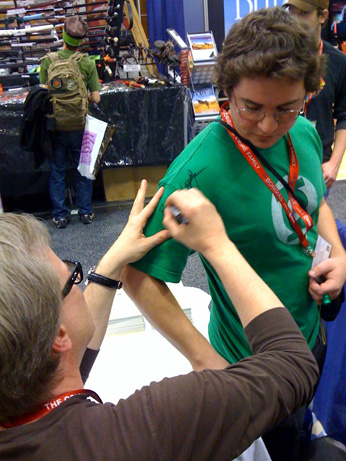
[{"xmin": 61, "ymin": 260, "xmax": 83, "ymax": 299}]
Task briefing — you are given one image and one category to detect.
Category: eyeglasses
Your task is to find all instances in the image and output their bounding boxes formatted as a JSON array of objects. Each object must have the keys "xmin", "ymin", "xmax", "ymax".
[
  {"xmin": 61, "ymin": 260, "xmax": 83, "ymax": 299},
  {"xmin": 232, "ymin": 92, "xmax": 304, "ymax": 123}
]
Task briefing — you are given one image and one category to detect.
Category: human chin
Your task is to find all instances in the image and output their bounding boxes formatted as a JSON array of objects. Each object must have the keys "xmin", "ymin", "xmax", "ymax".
[{"xmin": 249, "ymin": 133, "xmax": 280, "ymax": 149}]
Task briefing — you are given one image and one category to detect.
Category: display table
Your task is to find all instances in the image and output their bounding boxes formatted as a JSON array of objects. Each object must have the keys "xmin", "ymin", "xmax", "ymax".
[{"xmin": 0, "ymin": 83, "xmax": 191, "ymax": 200}]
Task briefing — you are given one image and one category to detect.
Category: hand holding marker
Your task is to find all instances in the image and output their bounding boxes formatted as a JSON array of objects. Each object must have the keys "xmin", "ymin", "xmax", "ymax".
[{"xmin": 169, "ymin": 205, "xmax": 189, "ymax": 225}]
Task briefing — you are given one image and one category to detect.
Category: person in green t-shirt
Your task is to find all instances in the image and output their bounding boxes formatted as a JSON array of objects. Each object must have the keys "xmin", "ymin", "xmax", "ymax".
[
  {"xmin": 123, "ymin": 8, "xmax": 346, "ymax": 459},
  {"xmin": 40, "ymin": 16, "xmax": 100, "ymax": 229}
]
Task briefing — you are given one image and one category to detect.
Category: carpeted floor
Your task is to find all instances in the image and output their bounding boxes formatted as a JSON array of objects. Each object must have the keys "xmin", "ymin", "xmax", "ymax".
[{"xmin": 43, "ymin": 179, "xmax": 346, "ymax": 295}]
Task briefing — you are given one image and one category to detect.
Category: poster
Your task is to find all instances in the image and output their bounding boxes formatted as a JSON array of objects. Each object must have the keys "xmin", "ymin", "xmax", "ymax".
[{"xmin": 223, "ymin": 0, "xmax": 288, "ymax": 34}]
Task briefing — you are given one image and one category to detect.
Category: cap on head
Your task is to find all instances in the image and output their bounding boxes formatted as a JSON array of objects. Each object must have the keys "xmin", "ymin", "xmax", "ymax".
[
  {"xmin": 284, "ymin": 0, "xmax": 329, "ymax": 12},
  {"xmin": 63, "ymin": 16, "xmax": 88, "ymax": 47}
]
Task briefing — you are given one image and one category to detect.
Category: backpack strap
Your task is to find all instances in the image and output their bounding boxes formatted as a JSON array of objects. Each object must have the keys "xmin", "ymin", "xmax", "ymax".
[
  {"xmin": 46, "ymin": 52, "xmax": 59, "ymax": 64},
  {"xmin": 70, "ymin": 51, "xmax": 86, "ymax": 63}
]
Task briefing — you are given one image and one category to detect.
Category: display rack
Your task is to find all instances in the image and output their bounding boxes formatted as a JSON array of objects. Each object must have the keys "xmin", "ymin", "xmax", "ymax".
[{"xmin": 186, "ymin": 31, "xmax": 220, "ymax": 137}]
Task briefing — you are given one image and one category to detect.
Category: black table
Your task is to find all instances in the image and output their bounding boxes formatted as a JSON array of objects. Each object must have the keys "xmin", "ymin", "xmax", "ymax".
[{"xmin": 0, "ymin": 83, "xmax": 191, "ymax": 198}]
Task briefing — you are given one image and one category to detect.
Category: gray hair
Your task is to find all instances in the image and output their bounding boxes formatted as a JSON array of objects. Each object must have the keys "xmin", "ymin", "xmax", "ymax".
[{"xmin": 0, "ymin": 213, "xmax": 62, "ymax": 423}]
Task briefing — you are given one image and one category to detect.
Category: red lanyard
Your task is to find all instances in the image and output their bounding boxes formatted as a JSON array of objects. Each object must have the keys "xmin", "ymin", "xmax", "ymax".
[
  {"xmin": 2, "ymin": 389, "xmax": 102, "ymax": 428},
  {"xmin": 220, "ymin": 102, "xmax": 314, "ymax": 256}
]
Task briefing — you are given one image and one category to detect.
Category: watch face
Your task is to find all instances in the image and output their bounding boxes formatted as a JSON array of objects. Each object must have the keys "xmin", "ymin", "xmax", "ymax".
[
  {"xmin": 85, "ymin": 266, "xmax": 95, "ymax": 286},
  {"xmin": 87, "ymin": 266, "xmax": 95, "ymax": 276}
]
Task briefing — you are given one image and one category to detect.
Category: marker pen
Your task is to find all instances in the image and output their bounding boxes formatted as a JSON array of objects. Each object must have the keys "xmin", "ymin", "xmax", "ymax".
[{"xmin": 169, "ymin": 205, "xmax": 189, "ymax": 225}]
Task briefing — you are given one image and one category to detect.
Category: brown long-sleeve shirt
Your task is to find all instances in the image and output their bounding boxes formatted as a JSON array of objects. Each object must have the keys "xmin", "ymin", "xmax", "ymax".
[{"xmin": 0, "ymin": 308, "xmax": 319, "ymax": 460}]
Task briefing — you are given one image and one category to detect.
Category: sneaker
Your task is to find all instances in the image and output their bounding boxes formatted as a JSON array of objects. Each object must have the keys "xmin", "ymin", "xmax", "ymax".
[
  {"xmin": 80, "ymin": 213, "xmax": 94, "ymax": 225},
  {"xmin": 53, "ymin": 217, "xmax": 68, "ymax": 229}
]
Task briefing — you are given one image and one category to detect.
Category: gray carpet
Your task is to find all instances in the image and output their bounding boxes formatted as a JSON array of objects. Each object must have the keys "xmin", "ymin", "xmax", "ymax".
[{"xmin": 44, "ymin": 180, "xmax": 346, "ymax": 294}]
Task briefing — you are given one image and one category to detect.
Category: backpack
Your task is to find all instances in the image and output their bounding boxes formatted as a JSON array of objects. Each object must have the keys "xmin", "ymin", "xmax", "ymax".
[{"xmin": 45, "ymin": 51, "xmax": 88, "ymax": 131}]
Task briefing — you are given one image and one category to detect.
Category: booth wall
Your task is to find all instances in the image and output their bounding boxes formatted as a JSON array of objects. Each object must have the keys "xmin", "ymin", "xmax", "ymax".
[{"xmin": 183, "ymin": 0, "xmax": 205, "ymax": 35}]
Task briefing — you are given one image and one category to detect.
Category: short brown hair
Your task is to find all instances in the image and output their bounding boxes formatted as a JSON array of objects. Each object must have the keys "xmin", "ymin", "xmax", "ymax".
[
  {"xmin": 216, "ymin": 7, "xmax": 326, "ymax": 96},
  {"xmin": 0, "ymin": 213, "xmax": 62, "ymax": 423}
]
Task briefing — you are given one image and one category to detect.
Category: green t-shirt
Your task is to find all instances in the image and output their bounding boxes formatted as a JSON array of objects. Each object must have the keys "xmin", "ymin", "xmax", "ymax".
[
  {"xmin": 131, "ymin": 116, "xmax": 326, "ymax": 363},
  {"xmin": 39, "ymin": 49, "xmax": 100, "ymax": 93}
]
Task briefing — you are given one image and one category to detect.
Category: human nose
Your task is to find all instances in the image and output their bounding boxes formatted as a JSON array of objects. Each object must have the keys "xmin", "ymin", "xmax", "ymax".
[{"xmin": 257, "ymin": 113, "xmax": 278, "ymax": 133}]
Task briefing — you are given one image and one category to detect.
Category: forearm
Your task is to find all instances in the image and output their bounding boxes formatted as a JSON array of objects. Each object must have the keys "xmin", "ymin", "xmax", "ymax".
[
  {"xmin": 330, "ymin": 129, "xmax": 346, "ymax": 170},
  {"xmin": 317, "ymin": 199, "xmax": 346, "ymax": 257},
  {"xmin": 84, "ymin": 250, "xmax": 123, "ymax": 351},
  {"xmin": 122, "ymin": 264, "xmax": 229, "ymax": 370},
  {"xmin": 84, "ymin": 182, "xmax": 170, "ymax": 352},
  {"xmin": 89, "ymin": 91, "xmax": 100, "ymax": 104},
  {"xmin": 309, "ymin": 199, "xmax": 346, "ymax": 301}
]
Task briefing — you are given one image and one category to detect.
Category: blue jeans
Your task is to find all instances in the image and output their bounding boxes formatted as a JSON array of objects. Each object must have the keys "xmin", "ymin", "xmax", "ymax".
[{"xmin": 49, "ymin": 131, "xmax": 93, "ymax": 218}]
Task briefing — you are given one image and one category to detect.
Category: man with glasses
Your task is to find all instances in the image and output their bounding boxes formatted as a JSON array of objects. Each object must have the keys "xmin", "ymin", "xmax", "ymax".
[
  {"xmin": 0, "ymin": 182, "xmax": 319, "ymax": 459},
  {"xmin": 122, "ymin": 8, "xmax": 346, "ymax": 460},
  {"xmin": 285, "ymin": 0, "xmax": 346, "ymax": 193}
]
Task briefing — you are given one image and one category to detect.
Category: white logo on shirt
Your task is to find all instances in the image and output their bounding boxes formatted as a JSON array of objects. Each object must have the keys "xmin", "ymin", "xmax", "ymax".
[{"xmin": 271, "ymin": 175, "xmax": 318, "ymax": 245}]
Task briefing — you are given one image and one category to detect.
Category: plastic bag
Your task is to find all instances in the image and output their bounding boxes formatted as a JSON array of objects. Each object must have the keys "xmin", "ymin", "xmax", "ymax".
[{"xmin": 78, "ymin": 114, "xmax": 108, "ymax": 180}]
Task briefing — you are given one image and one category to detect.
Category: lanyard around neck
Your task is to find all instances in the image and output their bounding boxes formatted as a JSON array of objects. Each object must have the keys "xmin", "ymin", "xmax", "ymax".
[
  {"xmin": 2, "ymin": 389, "xmax": 102, "ymax": 428},
  {"xmin": 219, "ymin": 102, "xmax": 315, "ymax": 256}
]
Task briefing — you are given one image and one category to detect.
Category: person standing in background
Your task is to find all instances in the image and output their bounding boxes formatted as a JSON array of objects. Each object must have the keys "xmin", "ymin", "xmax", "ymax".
[
  {"xmin": 40, "ymin": 16, "xmax": 100, "ymax": 228},
  {"xmin": 285, "ymin": 0, "xmax": 346, "ymax": 192}
]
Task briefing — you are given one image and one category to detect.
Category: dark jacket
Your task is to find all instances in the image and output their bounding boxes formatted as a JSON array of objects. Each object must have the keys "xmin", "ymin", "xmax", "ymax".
[{"xmin": 19, "ymin": 85, "xmax": 55, "ymax": 168}]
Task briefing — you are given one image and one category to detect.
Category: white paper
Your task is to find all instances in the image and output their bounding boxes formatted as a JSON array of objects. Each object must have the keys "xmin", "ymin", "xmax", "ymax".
[{"xmin": 311, "ymin": 235, "xmax": 332, "ymax": 270}]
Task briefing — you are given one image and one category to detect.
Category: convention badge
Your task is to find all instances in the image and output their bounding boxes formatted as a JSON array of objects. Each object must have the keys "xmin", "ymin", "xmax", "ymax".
[{"xmin": 311, "ymin": 235, "xmax": 332, "ymax": 284}]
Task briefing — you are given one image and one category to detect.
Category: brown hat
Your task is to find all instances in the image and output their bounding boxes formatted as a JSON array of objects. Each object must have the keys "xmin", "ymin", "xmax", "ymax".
[
  {"xmin": 284, "ymin": 0, "xmax": 329, "ymax": 12},
  {"xmin": 63, "ymin": 16, "xmax": 88, "ymax": 47}
]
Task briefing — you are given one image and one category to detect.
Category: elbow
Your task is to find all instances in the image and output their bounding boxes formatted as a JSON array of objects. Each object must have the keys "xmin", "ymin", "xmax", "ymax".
[{"xmin": 291, "ymin": 350, "xmax": 320, "ymax": 410}]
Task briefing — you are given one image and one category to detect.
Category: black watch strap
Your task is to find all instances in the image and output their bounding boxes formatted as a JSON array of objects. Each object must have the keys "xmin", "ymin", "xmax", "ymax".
[{"xmin": 86, "ymin": 267, "xmax": 122, "ymax": 289}]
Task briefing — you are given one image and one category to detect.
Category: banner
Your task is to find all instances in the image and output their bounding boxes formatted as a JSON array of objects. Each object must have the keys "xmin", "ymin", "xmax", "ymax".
[{"xmin": 224, "ymin": 0, "xmax": 288, "ymax": 34}]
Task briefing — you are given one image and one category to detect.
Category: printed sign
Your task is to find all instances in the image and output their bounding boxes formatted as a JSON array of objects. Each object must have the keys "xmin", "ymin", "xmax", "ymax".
[{"xmin": 224, "ymin": 0, "xmax": 288, "ymax": 33}]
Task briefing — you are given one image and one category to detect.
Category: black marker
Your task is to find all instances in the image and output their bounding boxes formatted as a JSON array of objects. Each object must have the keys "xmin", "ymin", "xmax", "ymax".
[{"xmin": 169, "ymin": 205, "xmax": 189, "ymax": 225}]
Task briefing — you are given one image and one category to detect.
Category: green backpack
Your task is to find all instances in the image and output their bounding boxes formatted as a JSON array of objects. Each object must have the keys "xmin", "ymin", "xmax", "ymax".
[{"xmin": 46, "ymin": 51, "xmax": 88, "ymax": 131}]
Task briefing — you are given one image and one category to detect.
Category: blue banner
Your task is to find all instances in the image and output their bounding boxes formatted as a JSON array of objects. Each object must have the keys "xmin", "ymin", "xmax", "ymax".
[{"xmin": 224, "ymin": 0, "xmax": 288, "ymax": 34}]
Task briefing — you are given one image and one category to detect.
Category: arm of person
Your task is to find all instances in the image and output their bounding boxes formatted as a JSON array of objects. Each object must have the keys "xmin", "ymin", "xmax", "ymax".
[
  {"xmin": 39, "ymin": 59, "xmax": 49, "ymax": 84},
  {"xmin": 108, "ymin": 189, "xmax": 319, "ymax": 459},
  {"xmin": 113, "ymin": 310, "xmax": 318, "ymax": 460},
  {"xmin": 87, "ymin": 61, "xmax": 101, "ymax": 104},
  {"xmin": 80, "ymin": 180, "xmax": 170, "ymax": 378},
  {"xmin": 122, "ymin": 265, "xmax": 230, "ymax": 371},
  {"xmin": 322, "ymin": 128, "xmax": 346, "ymax": 188},
  {"xmin": 88, "ymin": 91, "xmax": 100, "ymax": 104},
  {"xmin": 308, "ymin": 197, "xmax": 346, "ymax": 303}
]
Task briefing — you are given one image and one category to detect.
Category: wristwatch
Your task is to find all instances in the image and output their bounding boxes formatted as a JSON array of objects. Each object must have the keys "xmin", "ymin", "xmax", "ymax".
[{"xmin": 85, "ymin": 266, "xmax": 122, "ymax": 289}]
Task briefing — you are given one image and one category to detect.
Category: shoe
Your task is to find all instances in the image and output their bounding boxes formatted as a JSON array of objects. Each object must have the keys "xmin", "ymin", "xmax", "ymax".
[
  {"xmin": 80, "ymin": 213, "xmax": 94, "ymax": 225},
  {"xmin": 53, "ymin": 217, "xmax": 68, "ymax": 229}
]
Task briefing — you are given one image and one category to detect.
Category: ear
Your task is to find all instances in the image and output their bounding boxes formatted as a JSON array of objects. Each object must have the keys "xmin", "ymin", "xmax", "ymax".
[
  {"xmin": 52, "ymin": 324, "xmax": 72, "ymax": 353},
  {"xmin": 320, "ymin": 9, "xmax": 329, "ymax": 26}
]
